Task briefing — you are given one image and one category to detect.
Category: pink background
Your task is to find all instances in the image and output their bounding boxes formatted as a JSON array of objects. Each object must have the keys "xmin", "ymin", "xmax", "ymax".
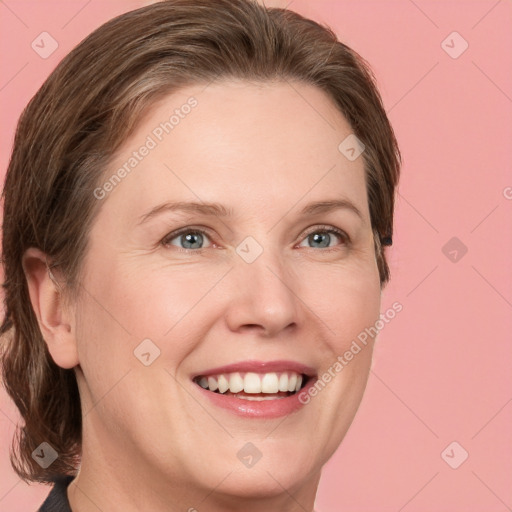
[{"xmin": 1, "ymin": 1, "xmax": 511, "ymax": 510}]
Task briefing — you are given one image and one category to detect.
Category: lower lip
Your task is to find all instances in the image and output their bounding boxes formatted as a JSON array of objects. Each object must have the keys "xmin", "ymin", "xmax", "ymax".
[{"xmin": 194, "ymin": 377, "xmax": 317, "ymax": 419}]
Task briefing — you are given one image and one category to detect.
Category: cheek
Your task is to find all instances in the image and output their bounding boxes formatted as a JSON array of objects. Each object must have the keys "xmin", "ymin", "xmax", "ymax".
[
  {"xmin": 300, "ymin": 258, "xmax": 381, "ymax": 341},
  {"xmin": 303, "ymin": 258, "xmax": 381, "ymax": 403},
  {"xmin": 74, "ymin": 261, "xmax": 217, "ymax": 373},
  {"xmin": 341, "ymin": 277, "xmax": 381, "ymax": 346},
  {"xmin": 75, "ymin": 236, "xmax": 381, "ymax": 375}
]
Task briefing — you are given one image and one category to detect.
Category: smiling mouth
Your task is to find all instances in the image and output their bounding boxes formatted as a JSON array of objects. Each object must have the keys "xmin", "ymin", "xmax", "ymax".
[{"xmin": 193, "ymin": 371, "xmax": 310, "ymax": 401}]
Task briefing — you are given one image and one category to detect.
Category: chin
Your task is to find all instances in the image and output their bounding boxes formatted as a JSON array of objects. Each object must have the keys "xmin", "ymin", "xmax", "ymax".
[
  {"xmin": 200, "ymin": 442, "xmax": 322, "ymax": 500},
  {"xmin": 204, "ymin": 465, "xmax": 311, "ymax": 500}
]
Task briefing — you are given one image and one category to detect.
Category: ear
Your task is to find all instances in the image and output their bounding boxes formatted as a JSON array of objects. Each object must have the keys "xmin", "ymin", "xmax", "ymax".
[{"xmin": 22, "ymin": 247, "xmax": 79, "ymax": 369}]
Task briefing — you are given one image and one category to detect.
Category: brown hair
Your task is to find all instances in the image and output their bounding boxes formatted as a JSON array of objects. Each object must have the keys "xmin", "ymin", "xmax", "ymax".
[{"xmin": 0, "ymin": 0, "xmax": 400, "ymax": 483}]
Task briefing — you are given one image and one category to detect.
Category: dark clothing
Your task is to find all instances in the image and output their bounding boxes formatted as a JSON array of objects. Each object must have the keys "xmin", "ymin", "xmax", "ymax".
[{"xmin": 38, "ymin": 475, "xmax": 74, "ymax": 512}]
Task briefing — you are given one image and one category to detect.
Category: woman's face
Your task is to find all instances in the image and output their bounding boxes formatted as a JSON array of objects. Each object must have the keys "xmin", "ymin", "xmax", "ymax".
[{"xmin": 72, "ymin": 80, "xmax": 381, "ymax": 502}]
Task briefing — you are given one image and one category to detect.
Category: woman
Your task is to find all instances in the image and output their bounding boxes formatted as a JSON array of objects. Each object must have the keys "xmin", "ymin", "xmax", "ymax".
[{"xmin": 0, "ymin": 0, "xmax": 400, "ymax": 510}]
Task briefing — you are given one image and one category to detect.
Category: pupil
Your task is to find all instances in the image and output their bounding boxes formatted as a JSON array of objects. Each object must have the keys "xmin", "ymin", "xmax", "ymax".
[
  {"xmin": 181, "ymin": 232, "xmax": 331, "ymax": 250},
  {"xmin": 310, "ymin": 232, "xmax": 329, "ymax": 248},
  {"xmin": 183, "ymin": 232, "xmax": 202, "ymax": 249}
]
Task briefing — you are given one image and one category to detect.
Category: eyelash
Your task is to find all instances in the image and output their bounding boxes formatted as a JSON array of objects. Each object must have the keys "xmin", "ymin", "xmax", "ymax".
[{"xmin": 160, "ymin": 224, "xmax": 350, "ymax": 253}]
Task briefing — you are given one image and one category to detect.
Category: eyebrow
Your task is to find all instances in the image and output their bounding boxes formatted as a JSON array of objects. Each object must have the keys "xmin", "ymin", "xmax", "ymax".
[{"xmin": 137, "ymin": 199, "xmax": 364, "ymax": 225}]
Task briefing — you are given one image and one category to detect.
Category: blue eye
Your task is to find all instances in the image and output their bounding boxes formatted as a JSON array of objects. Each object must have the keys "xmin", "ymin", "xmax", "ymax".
[
  {"xmin": 162, "ymin": 228, "xmax": 213, "ymax": 251},
  {"xmin": 298, "ymin": 226, "xmax": 348, "ymax": 249},
  {"xmin": 161, "ymin": 225, "xmax": 349, "ymax": 252}
]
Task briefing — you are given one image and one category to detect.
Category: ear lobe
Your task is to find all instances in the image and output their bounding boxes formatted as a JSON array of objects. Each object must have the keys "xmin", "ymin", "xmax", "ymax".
[{"xmin": 22, "ymin": 247, "xmax": 79, "ymax": 369}]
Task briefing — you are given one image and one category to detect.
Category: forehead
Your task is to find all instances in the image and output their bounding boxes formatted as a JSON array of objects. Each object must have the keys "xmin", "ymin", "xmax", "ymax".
[{"xmin": 99, "ymin": 80, "xmax": 369, "ymax": 226}]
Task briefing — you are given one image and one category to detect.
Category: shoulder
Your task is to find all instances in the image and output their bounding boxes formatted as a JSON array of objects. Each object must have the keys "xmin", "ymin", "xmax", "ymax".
[{"xmin": 38, "ymin": 475, "xmax": 74, "ymax": 512}]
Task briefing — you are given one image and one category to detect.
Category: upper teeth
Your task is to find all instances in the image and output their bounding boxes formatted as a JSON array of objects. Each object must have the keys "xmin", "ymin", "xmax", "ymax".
[{"xmin": 196, "ymin": 372, "xmax": 304, "ymax": 394}]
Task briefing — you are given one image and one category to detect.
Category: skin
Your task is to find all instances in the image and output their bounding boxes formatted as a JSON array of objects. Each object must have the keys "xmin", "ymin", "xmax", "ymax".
[{"xmin": 23, "ymin": 80, "xmax": 382, "ymax": 511}]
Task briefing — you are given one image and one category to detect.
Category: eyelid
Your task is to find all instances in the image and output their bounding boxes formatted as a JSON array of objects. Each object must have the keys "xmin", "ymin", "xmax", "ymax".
[
  {"xmin": 160, "ymin": 225, "xmax": 216, "ymax": 249},
  {"xmin": 300, "ymin": 224, "xmax": 349, "ymax": 241},
  {"xmin": 160, "ymin": 223, "xmax": 350, "ymax": 250}
]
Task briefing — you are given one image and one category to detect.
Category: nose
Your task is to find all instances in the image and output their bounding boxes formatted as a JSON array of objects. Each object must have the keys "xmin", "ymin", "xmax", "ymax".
[{"xmin": 224, "ymin": 245, "xmax": 299, "ymax": 337}]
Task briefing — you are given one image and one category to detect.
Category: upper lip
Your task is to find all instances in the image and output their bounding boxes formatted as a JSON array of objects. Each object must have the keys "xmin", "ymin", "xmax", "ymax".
[{"xmin": 192, "ymin": 360, "xmax": 317, "ymax": 379}]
